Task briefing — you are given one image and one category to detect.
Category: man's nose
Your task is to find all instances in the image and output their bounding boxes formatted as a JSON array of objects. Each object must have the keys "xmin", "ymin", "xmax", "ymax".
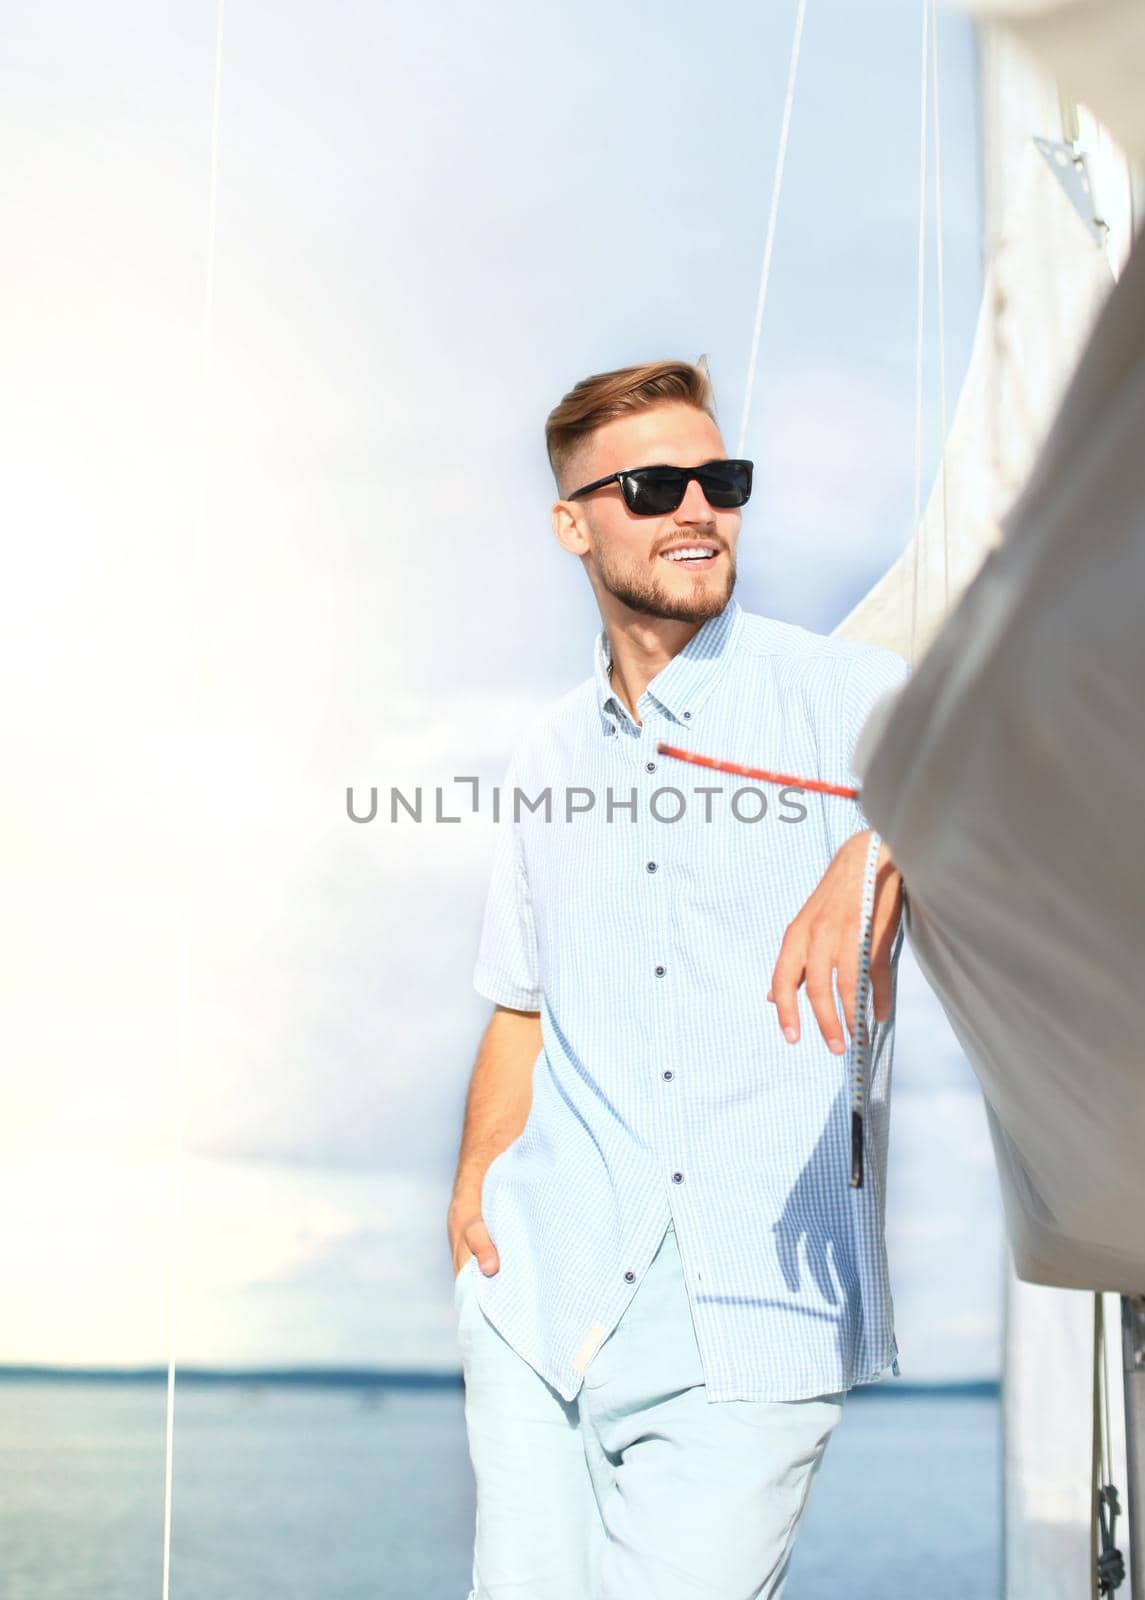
[{"xmin": 675, "ymin": 476, "xmax": 715, "ymax": 519}]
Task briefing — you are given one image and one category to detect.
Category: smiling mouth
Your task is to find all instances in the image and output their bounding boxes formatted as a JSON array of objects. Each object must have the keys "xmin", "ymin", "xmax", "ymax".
[{"xmin": 659, "ymin": 545, "xmax": 721, "ymax": 568}]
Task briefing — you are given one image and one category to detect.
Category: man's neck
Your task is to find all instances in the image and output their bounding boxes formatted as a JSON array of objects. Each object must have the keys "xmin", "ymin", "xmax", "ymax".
[{"xmin": 604, "ymin": 612, "xmax": 705, "ymax": 726}]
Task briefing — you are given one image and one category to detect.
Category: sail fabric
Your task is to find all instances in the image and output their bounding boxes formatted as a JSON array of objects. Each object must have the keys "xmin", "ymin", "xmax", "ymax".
[
  {"xmin": 833, "ymin": 22, "xmax": 1114, "ymax": 662},
  {"xmin": 833, "ymin": 10, "xmax": 1143, "ymax": 1594},
  {"xmin": 971, "ymin": 0, "xmax": 1145, "ymax": 167},
  {"xmin": 1003, "ymin": 1280, "xmax": 1131, "ymax": 1594},
  {"xmin": 852, "ymin": 224, "xmax": 1145, "ymax": 1290}
]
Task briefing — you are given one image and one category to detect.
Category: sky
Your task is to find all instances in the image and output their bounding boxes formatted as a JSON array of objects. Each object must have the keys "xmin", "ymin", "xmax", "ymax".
[{"xmin": 0, "ymin": 0, "xmax": 1005, "ymax": 1381}]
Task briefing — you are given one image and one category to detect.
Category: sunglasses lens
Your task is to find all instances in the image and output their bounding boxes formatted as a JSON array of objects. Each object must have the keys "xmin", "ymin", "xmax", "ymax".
[
  {"xmin": 699, "ymin": 462, "xmax": 752, "ymax": 507},
  {"xmin": 621, "ymin": 462, "xmax": 752, "ymax": 514},
  {"xmin": 622, "ymin": 469, "xmax": 686, "ymax": 515}
]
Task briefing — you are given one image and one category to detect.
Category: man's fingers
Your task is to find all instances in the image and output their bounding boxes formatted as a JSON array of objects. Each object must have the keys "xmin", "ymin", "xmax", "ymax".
[
  {"xmin": 805, "ymin": 947, "xmax": 846, "ymax": 1055},
  {"xmin": 870, "ymin": 953, "xmax": 894, "ymax": 1024},
  {"xmin": 769, "ymin": 931, "xmax": 806, "ymax": 1043},
  {"xmin": 466, "ymin": 1217, "xmax": 500, "ymax": 1276},
  {"xmin": 837, "ymin": 957, "xmax": 859, "ymax": 1039}
]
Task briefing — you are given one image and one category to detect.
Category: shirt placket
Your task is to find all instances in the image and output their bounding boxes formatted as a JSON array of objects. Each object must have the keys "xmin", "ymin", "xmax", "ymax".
[
  {"xmin": 565, "ymin": 698, "xmax": 680, "ymax": 1378},
  {"xmin": 634, "ymin": 700, "xmax": 687, "ymax": 1223}
]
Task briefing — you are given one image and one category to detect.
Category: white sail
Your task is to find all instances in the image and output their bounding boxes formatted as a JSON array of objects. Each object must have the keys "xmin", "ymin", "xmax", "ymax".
[
  {"xmin": 1003, "ymin": 1279, "xmax": 1130, "ymax": 1597},
  {"xmin": 835, "ymin": 6, "xmax": 1142, "ymax": 1593},
  {"xmin": 834, "ymin": 23, "xmax": 1116, "ymax": 662}
]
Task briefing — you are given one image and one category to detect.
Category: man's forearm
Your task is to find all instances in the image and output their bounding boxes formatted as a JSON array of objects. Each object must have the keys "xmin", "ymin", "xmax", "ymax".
[{"xmin": 449, "ymin": 1004, "xmax": 541, "ymax": 1217}]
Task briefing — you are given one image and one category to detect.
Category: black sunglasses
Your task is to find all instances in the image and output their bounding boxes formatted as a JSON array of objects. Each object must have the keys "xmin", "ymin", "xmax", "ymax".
[{"xmin": 567, "ymin": 458, "xmax": 753, "ymax": 516}]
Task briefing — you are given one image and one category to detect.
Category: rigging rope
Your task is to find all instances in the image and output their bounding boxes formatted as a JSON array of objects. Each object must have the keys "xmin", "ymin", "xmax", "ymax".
[
  {"xmin": 736, "ymin": 0, "xmax": 807, "ymax": 459},
  {"xmin": 908, "ymin": 0, "xmax": 930, "ymax": 670},
  {"xmin": 852, "ymin": 0, "xmax": 940, "ymax": 1181},
  {"xmin": 930, "ymin": 0, "xmax": 951, "ymax": 623},
  {"xmin": 907, "ymin": 0, "xmax": 951, "ymax": 661},
  {"xmin": 706, "ymin": 0, "xmax": 946, "ymax": 1188},
  {"xmin": 1092, "ymin": 1294, "xmax": 1127, "ymax": 1594},
  {"xmin": 161, "ymin": 4, "xmax": 227, "ymax": 1595}
]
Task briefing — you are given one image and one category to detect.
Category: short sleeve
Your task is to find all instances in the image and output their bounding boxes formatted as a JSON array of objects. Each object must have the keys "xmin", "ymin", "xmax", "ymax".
[
  {"xmin": 842, "ymin": 647, "xmax": 912, "ymax": 838},
  {"xmin": 472, "ymin": 760, "xmax": 542, "ymax": 1012},
  {"xmin": 841, "ymin": 648, "xmax": 913, "ymax": 966}
]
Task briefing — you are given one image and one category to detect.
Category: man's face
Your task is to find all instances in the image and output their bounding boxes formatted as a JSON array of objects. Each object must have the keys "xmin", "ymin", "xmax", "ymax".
[{"xmin": 554, "ymin": 402, "xmax": 741, "ymax": 624}]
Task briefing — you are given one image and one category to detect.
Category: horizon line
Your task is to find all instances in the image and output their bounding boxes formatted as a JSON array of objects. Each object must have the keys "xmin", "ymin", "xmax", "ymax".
[{"xmin": 0, "ymin": 1363, "xmax": 1001, "ymax": 1398}]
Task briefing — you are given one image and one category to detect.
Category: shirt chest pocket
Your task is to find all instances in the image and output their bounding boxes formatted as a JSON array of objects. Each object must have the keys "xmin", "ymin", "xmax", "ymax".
[
  {"xmin": 524, "ymin": 801, "xmax": 658, "ymax": 974},
  {"xmin": 664, "ymin": 770, "xmax": 841, "ymax": 979}
]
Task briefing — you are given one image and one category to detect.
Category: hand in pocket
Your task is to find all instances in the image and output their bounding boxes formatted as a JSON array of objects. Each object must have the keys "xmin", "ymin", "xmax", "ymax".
[{"xmin": 449, "ymin": 1209, "xmax": 500, "ymax": 1278}]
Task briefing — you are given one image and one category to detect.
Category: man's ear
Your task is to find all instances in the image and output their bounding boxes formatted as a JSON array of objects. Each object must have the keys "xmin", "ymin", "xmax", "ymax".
[{"xmin": 552, "ymin": 499, "xmax": 589, "ymax": 556}]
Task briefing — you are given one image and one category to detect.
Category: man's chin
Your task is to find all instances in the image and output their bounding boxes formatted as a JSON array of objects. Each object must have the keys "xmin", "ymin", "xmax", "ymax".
[{"xmin": 607, "ymin": 573, "xmax": 736, "ymax": 624}]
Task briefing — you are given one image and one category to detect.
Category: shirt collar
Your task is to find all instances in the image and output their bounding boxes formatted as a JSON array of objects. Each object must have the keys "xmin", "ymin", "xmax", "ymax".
[{"xmin": 593, "ymin": 595, "xmax": 744, "ymax": 736}]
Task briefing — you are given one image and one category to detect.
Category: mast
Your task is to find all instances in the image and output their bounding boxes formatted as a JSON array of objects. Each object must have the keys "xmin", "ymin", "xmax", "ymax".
[{"xmin": 1125, "ymin": 1299, "xmax": 1145, "ymax": 1597}]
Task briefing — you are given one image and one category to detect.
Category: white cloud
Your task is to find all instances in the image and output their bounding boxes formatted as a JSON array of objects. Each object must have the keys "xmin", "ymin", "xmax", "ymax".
[
  {"xmin": 0, "ymin": 0, "xmax": 993, "ymax": 1377},
  {"xmin": 0, "ymin": 1155, "xmax": 457, "ymax": 1369},
  {"xmin": 739, "ymin": 362, "xmax": 917, "ymax": 630}
]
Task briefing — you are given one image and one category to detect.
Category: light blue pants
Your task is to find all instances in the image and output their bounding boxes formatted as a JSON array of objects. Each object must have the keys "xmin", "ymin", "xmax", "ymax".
[{"xmin": 454, "ymin": 1221, "xmax": 844, "ymax": 1599}]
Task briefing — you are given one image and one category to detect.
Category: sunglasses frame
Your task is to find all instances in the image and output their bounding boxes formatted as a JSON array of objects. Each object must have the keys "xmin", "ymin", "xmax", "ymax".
[{"xmin": 566, "ymin": 458, "xmax": 753, "ymax": 516}]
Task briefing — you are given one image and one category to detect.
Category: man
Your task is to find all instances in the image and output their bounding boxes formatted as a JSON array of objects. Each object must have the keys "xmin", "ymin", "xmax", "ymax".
[{"xmin": 447, "ymin": 359, "xmax": 910, "ymax": 1600}]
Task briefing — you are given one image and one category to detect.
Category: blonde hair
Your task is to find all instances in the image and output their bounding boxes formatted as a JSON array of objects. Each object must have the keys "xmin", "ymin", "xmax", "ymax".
[{"xmin": 545, "ymin": 358, "xmax": 718, "ymax": 496}]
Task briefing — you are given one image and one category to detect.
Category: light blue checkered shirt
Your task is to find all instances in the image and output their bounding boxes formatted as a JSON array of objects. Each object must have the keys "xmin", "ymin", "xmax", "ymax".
[{"xmin": 467, "ymin": 594, "xmax": 910, "ymax": 1403}]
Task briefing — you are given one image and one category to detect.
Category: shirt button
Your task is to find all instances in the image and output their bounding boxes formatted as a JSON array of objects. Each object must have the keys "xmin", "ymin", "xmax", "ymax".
[
  {"xmin": 663, "ymin": 1070, "xmax": 673, "ymax": 1081},
  {"xmin": 682, "ymin": 711, "xmax": 692, "ymax": 720},
  {"xmin": 645, "ymin": 760, "xmax": 656, "ymax": 773},
  {"xmin": 655, "ymin": 965, "xmax": 666, "ymax": 977},
  {"xmin": 624, "ymin": 1270, "xmax": 635, "ymax": 1283},
  {"xmin": 646, "ymin": 860, "xmax": 657, "ymax": 873},
  {"xmin": 672, "ymin": 1171, "xmax": 684, "ymax": 1183}
]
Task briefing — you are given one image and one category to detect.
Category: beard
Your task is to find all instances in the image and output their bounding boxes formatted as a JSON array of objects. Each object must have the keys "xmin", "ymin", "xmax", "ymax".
[{"xmin": 594, "ymin": 542, "xmax": 737, "ymax": 624}]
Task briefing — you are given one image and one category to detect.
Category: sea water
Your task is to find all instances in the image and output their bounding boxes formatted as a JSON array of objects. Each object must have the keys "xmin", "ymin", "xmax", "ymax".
[{"xmin": 0, "ymin": 1376, "xmax": 1000, "ymax": 1599}]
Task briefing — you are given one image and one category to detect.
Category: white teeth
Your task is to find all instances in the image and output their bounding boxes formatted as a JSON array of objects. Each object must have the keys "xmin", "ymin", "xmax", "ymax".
[{"xmin": 662, "ymin": 547, "xmax": 716, "ymax": 561}]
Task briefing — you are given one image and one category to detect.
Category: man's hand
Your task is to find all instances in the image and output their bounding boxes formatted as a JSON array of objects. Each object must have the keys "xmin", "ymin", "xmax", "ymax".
[
  {"xmin": 767, "ymin": 830, "xmax": 903, "ymax": 1053},
  {"xmin": 447, "ymin": 1002, "xmax": 540, "ymax": 1281},
  {"xmin": 448, "ymin": 1201, "xmax": 500, "ymax": 1278}
]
